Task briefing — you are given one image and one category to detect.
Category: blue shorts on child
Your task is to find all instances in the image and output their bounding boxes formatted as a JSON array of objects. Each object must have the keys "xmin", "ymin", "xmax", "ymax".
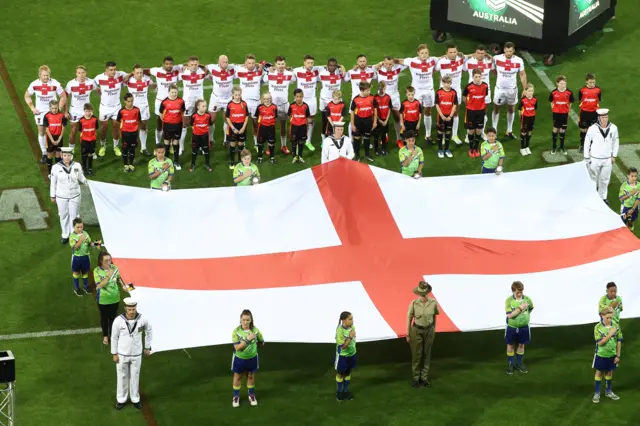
[
  {"xmin": 71, "ymin": 255, "xmax": 90, "ymax": 272},
  {"xmin": 335, "ymin": 353, "xmax": 357, "ymax": 373},
  {"xmin": 232, "ymin": 354, "xmax": 258, "ymax": 374},
  {"xmin": 504, "ymin": 325, "xmax": 531, "ymax": 345},
  {"xmin": 621, "ymin": 206, "xmax": 638, "ymax": 223},
  {"xmin": 593, "ymin": 355, "xmax": 617, "ymax": 371}
]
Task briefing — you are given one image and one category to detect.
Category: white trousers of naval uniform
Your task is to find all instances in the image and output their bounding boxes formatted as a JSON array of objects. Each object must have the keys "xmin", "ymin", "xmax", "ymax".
[
  {"xmin": 587, "ymin": 158, "xmax": 612, "ymax": 200},
  {"xmin": 116, "ymin": 355, "xmax": 142, "ymax": 403},
  {"xmin": 57, "ymin": 195, "xmax": 80, "ymax": 238}
]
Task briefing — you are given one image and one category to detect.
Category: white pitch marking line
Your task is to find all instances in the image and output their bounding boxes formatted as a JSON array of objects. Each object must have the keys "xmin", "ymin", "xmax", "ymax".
[{"xmin": 0, "ymin": 328, "xmax": 101, "ymax": 341}]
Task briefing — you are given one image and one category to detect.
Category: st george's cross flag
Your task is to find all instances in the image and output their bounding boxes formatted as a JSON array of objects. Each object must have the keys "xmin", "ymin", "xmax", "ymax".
[{"xmin": 89, "ymin": 159, "xmax": 640, "ymax": 353}]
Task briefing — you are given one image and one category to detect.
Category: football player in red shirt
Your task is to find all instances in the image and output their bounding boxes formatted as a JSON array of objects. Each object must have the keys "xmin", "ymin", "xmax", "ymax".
[
  {"xmin": 78, "ymin": 103, "xmax": 99, "ymax": 175},
  {"xmin": 435, "ymin": 75, "xmax": 458, "ymax": 158},
  {"xmin": 43, "ymin": 100, "xmax": 68, "ymax": 174},
  {"xmin": 288, "ymin": 89, "xmax": 311, "ymax": 163},
  {"xmin": 116, "ymin": 93, "xmax": 141, "ymax": 172},
  {"xmin": 190, "ymin": 100, "xmax": 212, "ymax": 172},
  {"xmin": 578, "ymin": 73, "xmax": 602, "ymax": 153},
  {"xmin": 462, "ymin": 69, "xmax": 489, "ymax": 157},
  {"xmin": 518, "ymin": 84, "xmax": 537, "ymax": 156},
  {"xmin": 399, "ymin": 86, "xmax": 422, "ymax": 139},
  {"xmin": 374, "ymin": 82, "xmax": 391, "ymax": 156},
  {"xmin": 254, "ymin": 93, "xmax": 279, "ymax": 164},
  {"xmin": 350, "ymin": 81, "xmax": 378, "ymax": 162},
  {"xmin": 549, "ymin": 75, "xmax": 574, "ymax": 155},
  {"xmin": 159, "ymin": 85, "xmax": 186, "ymax": 170},
  {"xmin": 225, "ymin": 86, "xmax": 250, "ymax": 168}
]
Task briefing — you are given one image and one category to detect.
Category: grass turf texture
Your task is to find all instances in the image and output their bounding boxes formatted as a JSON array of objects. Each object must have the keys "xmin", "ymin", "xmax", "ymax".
[{"xmin": 0, "ymin": 1, "xmax": 638, "ymax": 424}]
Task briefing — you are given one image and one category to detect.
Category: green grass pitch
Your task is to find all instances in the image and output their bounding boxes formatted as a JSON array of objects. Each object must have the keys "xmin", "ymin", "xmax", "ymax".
[{"xmin": 0, "ymin": 1, "xmax": 639, "ymax": 425}]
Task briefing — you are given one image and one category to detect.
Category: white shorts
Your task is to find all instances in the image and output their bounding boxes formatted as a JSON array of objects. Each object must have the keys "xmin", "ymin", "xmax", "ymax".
[
  {"xmin": 99, "ymin": 104, "xmax": 120, "ymax": 121},
  {"xmin": 275, "ymin": 101, "xmax": 288, "ymax": 121},
  {"xmin": 68, "ymin": 107, "xmax": 84, "ymax": 123},
  {"xmin": 415, "ymin": 89, "xmax": 435, "ymax": 108},
  {"xmin": 452, "ymin": 86, "xmax": 462, "ymax": 105},
  {"xmin": 136, "ymin": 104, "xmax": 150, "ymax": 121},
  {"xmin": 246, "ymin": 99, "xmax": 259, "ymax": 117},
  {"xmin": 208, "ymin": 94, "xmax": 231, "ymax": 112},
  {"xmin": 154, "ymin": 99, "xmax": 162, "ymax": 117},
  {"xmin": 184, "ymin": 99, "xmax": 196, "ymax": 117},
  {"xmin": 319, "ymin": 97, "xmax": 330, "ymax": 112},
  {"xmin": 485, "ymin": 86, "xmax": 492, "ymax": 105},
  {"xmin": 303, "ymin": 97, "xmax": 318, "ymax": 116},
  {"xmin": 390, "ymin": 92, "xmax": 401, "ymax": 110},
  {"xmin": 494, "ymin": 88, "xmax": 518, "ymax": 106},
  {"xmin": 34, "ymin": 111, "xmax": 47, "ymax": 126}
]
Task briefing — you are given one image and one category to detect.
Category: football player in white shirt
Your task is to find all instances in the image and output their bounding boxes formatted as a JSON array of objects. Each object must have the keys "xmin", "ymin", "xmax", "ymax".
[
  {"xmin": 64, "ymin": 65, "xmax": 95, "ymax": 152},
  {"xmin": 463, "ymin": 45, "xmax": 493, "ymax": 140},
  {"xmin": 374, "ymin": 56, "xmax": 407, "ymax": 144},
  {"xmin": 24, "ymin": 65, "xmax": 66, "ymax": 163},
  {"xmin": 318, "ymin": 58, "xmax": 346, "ymax": 137},
  {"xmin": 344, "ymin": 54, "xmax": 377, "ymax": 137},
  {"xmin": 436, "ymin": 44, "xmax": 466, "ymax": 145},
  {"xmin": 94, "ymin": 61, "xmax": 128, "ymax": 157},
  {"xmin": 206, "ymin": 55, "xmax": 236, "ymax": 146},
  {"xmin": 395, "ymin": 44, "xmax": 439, "ymax": 144},
  {"xmin": 263, "ymin": 56, "xmax": 296, "ymax": 155},
  {"xmin": 179, "ymin": 56, "xmax": 208, "ymax": 155},
  {"xmin": 236, "ymin": 54, "xmax": 266, "ymax": 151},
  {"xmin": 293, "ymin": 54, "xmax": 324, "ymax": 152},
  {"xmin": 126, "ymin": 65, "xmax": 156, "ymax": 156},
  {"xmin": 148, "ymin": 56, "xmax": 183, "ymax": 144},
  {"xmin": 491, "ymin": 42, "xmax": 527, "ymax": 139}
]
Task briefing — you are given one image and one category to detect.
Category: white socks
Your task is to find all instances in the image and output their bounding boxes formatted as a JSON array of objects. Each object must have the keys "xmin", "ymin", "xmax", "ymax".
[
  {"xmin": 492, "ymin": 111, "xmax": 500, "ymax": 130},
  {"xmin": 179, "ymin": 128, "xmax": 187, "ymax": 153},
  {"xmin": 209, "ymin": 124, "xmax": 215, "ymax": 142},
  {"xmin": 223, "ymin": 123, "xmax": 228, "ymax": 142},
  {"xmin": 100, "ymin": 139, "xmax": 107, "ymax": 147},
  {"xmin": 307, "ymin": 122, "xmax": 314, "ymax": 143},
  {"xmin": 507, "ymin": 111, "xmax": 515, "ymax": 133},
  {"xmin": 253, "ymin": 135, "xmax": 257, "ymax": 146},
  {"xmin": 394, "ymin": 122, "xmax": 401, "ymax": 140},
  {"xmin": 423, "ymin": 116, "xmax": 432, "ymax": 137},
  {"xmin": 452, "ymin": 116, "xmax": 459, "ymax": 137},
  {"xmin": 280, "ymin": 136, "xmax": 287, "ymax": 148},
  {"xmin": 483, "ymin": 114, "xmax": 488, "ymax": 134},
  {"xmin": 38, "ymin": 134, "xmax": 46, "ymax": 155},
  {"xmin": 113, "ymin": 139, "xmax": 119, "ymax": 148},
  {"xmin": 155, "ymin": 130, "xmax": 163, "ymax": 145},
  {"xmin": 139, "ymin": 129, "xmax": 147, "ymax": 151}
]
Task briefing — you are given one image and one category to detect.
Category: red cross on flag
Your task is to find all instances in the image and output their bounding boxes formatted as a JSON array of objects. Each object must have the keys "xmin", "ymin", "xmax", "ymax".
[{"xmin": 89, "ymin": 160, "xmax": 640, "ymax": 353}]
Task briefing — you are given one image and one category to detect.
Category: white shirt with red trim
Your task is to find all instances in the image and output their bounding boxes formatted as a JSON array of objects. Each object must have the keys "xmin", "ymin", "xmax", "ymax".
[
  {"xmin": 493, "ymin": 54, "xmax": 524, "ymax": 90},
  {"xmin": 94, "ymin": 71, "xmax": 127, "ymax": 107},
  {"xmin": 376, "ymin": 64, "xmax": 407, "ymax": 95},
  {"xmin": 318, "ymin": 69, "xmax": 344, "ymax": 101},
  {"xmin": 127, "ymin": 75, "xmax": 152, "ymax": 107},
  {"xmin": 464, "ymin": 57, "xmax": 493, "ymax": 86},
  {"xmin": 65, "ymin": 78, "xmax": 96, "ymax": 110},
  {"xmin": 293, "ymin": 66, "xmax": 322, "ymax": 99},
  {"xmin": 263, "ymin": 70, "xmax": 296, "ymax": 105},
  {"xmin": 149, "ymin": 65, "xmax": 183, "ymax": 101},
  {"xmin": 344, "ymin": 67, "xmax": 377, "ymax": 99},
  {"xmin": 28, "ymin": 78, "xmax": 64, "ymax": 112},
  {"xmin": 179, "ymin": 68, "xmax": 207, "ymax": 102},
  {"xmin": 402, "ymin": 57, "xmax": 438, "ymax": 91},
  {"xmin": 206, "ymin": 64, "xmax": 236, "ymax": 99},
  {"xmin": 235, "ymin": 66, "xmax": 264, "ymax": 101},
  {"xmin": 436, "ymin": 56, "xmax": 466, "ymax": 89}
]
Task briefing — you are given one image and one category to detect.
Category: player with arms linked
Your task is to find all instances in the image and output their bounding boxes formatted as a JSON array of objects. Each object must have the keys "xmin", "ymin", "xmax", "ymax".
[
  {"xmin": 504, "ymin": 281, "xmax": 533, "ymax": 375},
  {"xmin": 231, "ymin": 310, "xmax": 265, "ymax": 407}
]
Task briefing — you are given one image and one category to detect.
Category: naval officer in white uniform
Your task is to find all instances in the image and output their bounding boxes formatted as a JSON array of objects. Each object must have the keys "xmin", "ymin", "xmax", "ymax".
[
  {"xmin": 49, "ymin": 146, "xmax": 86, "ymax": 244},
  {"xmin": 321, "ymin": 122, "xmax": 354, "ymax": 164},
  {"xmin": 584, "ymin": 108, "xmax": 620, "ymax": 203},
  {"xmin": 111, "ymin": 297, "xmax": 153, "ymax": 410}
]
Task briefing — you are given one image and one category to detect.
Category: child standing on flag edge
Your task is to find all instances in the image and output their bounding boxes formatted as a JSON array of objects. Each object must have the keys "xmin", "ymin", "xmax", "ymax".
[
  {"xmin": 480, "ymin": 128, "xmax": 505, "ymax": 174},
  {"xmin": 335, "ymin": 311, "xmax": 356, "ymax": 402},
  {"xmin": 231, "ymin": 310, "xmax": 264, "ymax": 408},
  {"xmin": 592, "ymin": 306, "xmax": 622, "ymax": 403},
  {"xmin": 619, "ymin": 167, "xmax": 639, "ymax": 231},
  {"xmin": 504, "ymin": 281, "xmax": 533, "ymax": 375}
]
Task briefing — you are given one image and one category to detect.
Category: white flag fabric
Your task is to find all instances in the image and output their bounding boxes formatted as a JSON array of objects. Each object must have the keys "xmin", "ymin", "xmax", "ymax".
[{"xmin": 89, "ymin": 160, "xmax": 640, "ymax": 353}]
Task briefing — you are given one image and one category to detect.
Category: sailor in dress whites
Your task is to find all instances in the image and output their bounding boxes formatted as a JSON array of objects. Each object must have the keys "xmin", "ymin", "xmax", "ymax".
[
  {"xmin": 584, "ymin": 109, "xmax": 620, "ymax": 203},
  {"xmin": 111, "ymin": 297, "xmax": 153, "ymax": 410},
  {"xmin": 321, "ymin": 122, "xmax": 354, "ymax": 164},
  {"xmin": 49, "ymin": 146, "xmax": 86, "ymax": 244}
]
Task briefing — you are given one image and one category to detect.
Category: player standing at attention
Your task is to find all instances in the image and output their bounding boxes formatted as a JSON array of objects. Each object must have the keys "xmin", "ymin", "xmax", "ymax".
[
  {"xmin": 148, "ymin": 144, "xmax": 174, "ymax": 191},
  {"xmin": 463, "ymin": 45, "xmax": 493, "ymax": 140},
  {"xmin": 319, "ymin": 58, "xmax": 345, "ymax": 138},
  {"xmin": 335, "ymin": 311, "xmax": 357, "ymax": 402},
  {"xmin": 254, "ymin": 93, "xmax": 278, "ymax": 164},
  {"xmin": 148, "ymin": 56, "xmax": 183, "ymax": 144},
  {"xmin": 94, "ymin": 61, "xmax": 127, "ymax": 157},
  {"xmin": 598, "ymin": 282, "xmax": 624, "ymax": 327},
  {"xmin": 504, "ymin": 281, "xmax": 533, "ymax": 375},
  {"xmin": 159, "ymin": 85, "xmax": 185, "ymax": 170},
  {"xmin": 395, "ymin": 45, "xmax": 439, "ymax": 147},
  {"xmin": 116, "ymin": 93, "xmax": 141, "ymax": 172},
  {"xmin": 324, "ymin": 89, "xmax": 346, "ymax": 137},
  {"xmin": 350, "ymin": 81, "xmax": 378, "ymax": 162},
  {"xmin": 179, "ymin": 56, "xmax": 208, "ymax": 156},
  {"xmin": 24, "ymin": 65, "xmax": 66, "ymax": 164},
  {"xmin": 434, "ymin": 76, "xmax": 458, "ymax": 158},
  {"xmin": 78, "ymin": 104, "xmax": 99, "ymax": 175},
  {"xmin": 233, "ymin": 149, "xmax": 261, "ymax": 186},
  {"xmin": 592, "ymin": 306, "xmax": 622, "ymax": 403},
  {"xmin": 549, "ymin": 75, "xmax": 574, "ymax": 155},
  {"xmin": 399, "ymin": 86, "xmax": 422, "ymax": 141},
  {"xmin": 374, "ymin": 56, "xmax": 407, "ymax": 144},
  {"xmin": 293, "ymin": 55, "xmax": 323, "ymax": 152},
  {"xmin": 126, "ymin": 65, "xmax": 155, "ymax": 157},
  {"xmin": 225, "ymin": 86, "xmax": 250, "ymax": 168},
  {"xmin": 43, "ymin": 100, "xmax": 68, "ymax": 175},
  {"xmin": 206, "ymin": 55, "xmax": 236, "ymax": 147},
  {"xmin": 480, "ymin": 128, "xmax": 505, "ymax": 174},
  {"xmin": 518, "ymin": 84, "xmax": 537, "ymax": 156},
  {"xmin": 263, "ymin": 56, "xmax": 296, "ymax": 155},
  {"xmin": 231, "ymin": 310, "xmax": 265, "ymax": 407},
  {"xmin": 492, "ymin": 42, "xmax": 527, "ymax": 139},
  {"xmin": 399, "ymin": 130, "xmax": 424, "ymax": 177},
  {"xmin": 578, "ymin": 73, "xmax": 602, "ymax": 154},
  {"xmin": 619, "ymin": 168, "xmax": 640, "ymax": 231},
  {"xmin": 462, "ymin": 69, "xmax": 489, "ymax": 158},
  {"xmin": 64, "ymin": 66, "xmax": 95, "ymax": 152},
  {"xmin": 344, "ymin": 55, "xmax": 377, "ymax": 138},
  {"xmin": 69, "ymin": 218, "xmax": 101, "ymax": 296},
  {"xmin": 189, "ymin": 100, "xmax": 212, "ymax": 172},
  {"xmin": 374, "ymin": 83, "xmax": 391, "ymax": 156},
  {"xmin": 236, "ymin": 54, "xmax": 265, "ymax": 150},
  {"xmin": 288, "ymin": 88, "xmax": 312, "ymax": 163},
  {"xmin": 436, "ymin": 43, "xmax": 466, "ymax": 145}
]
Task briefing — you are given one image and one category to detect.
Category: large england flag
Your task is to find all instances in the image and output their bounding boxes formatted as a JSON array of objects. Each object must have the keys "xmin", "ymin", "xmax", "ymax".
[{"xmin": 89, "ymin": 159, "xmax": 640, "ymax": 353}]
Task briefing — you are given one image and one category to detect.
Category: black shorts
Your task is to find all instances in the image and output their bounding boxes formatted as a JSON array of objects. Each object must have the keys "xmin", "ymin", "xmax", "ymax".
[
  {"xmin": 257, "ymin": 125, "xmax": 276, "ymax": 143},
  {"xmin": 227, "ymin": 122, "xmax": 246, "ymax": 142},
  {"xmin": 191, "ymin": 133, "xmax": 209, "ymax": 150},
  {"xmin": 47, "ymin": 137, "xmax": 63, "ymax": 153},
  {"xmin": 552, "ymin": 113, "xmax": 569, "ymax": 129},
  {"xmin": 121, "ymin": 131, "xmax": 138, "ymax": 148},
  {"xmin": 163, "ymin": 123, "xmax": 182, "ymax": 141},
  {"xmin": 579, "ymin": 110, "xmax": 598, "ymax": 129},
  {"xmin": 437, "ymin": 116, "xmax": 453, "ymax": 132},
  {"xmin": 465, "ymin": 110, "xmax": 485, "ymax": 130},
  {"xmin": 290, "ymin": 124, "xmax": 307, "ymax": 142},
  {"xmin": 375, "ymin": 121, "xmax": 389, "ymax": 137},
  {"xmin": 353, "ymin": 116, "xmax": 373, "ymax": 137},
  {"xmin": 403, "ymin": 120, "xmax": 418, "ymax": 137},
  {"xmin": 80, "ymin": 141, "xmax": 95, "ymax": 154},
  {"xmin": 521, "ymin": 116, "xmax": 536, "ymax": 133}
]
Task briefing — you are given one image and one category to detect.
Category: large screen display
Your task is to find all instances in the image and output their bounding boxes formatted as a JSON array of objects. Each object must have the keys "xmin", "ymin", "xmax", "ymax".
[
  {"xmin": 447, "ymin": 0, "xmax": 545, "ymax": 39},
  {"xmin": 568, "ymin": 0, "xmax": 611, "ymax": 35}
]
